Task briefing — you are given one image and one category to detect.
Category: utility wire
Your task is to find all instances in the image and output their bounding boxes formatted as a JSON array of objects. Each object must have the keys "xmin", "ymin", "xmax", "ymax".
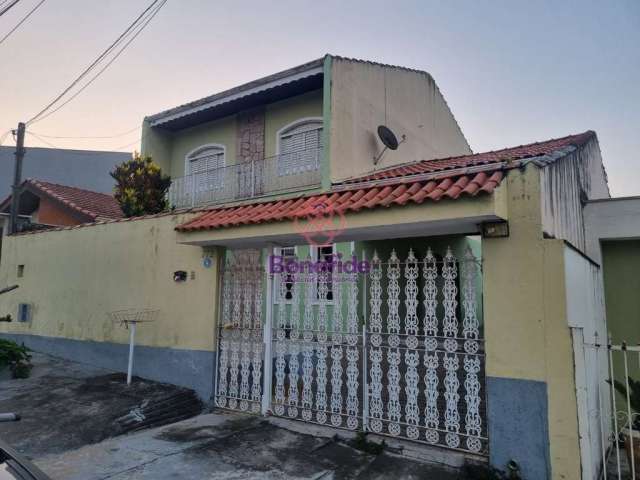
[
  {"xmin": 28, "ymin": 0, "xmax": 166, "ymax": 125},
  {"xmin": 27, "ymin": 125, "xmax": 140, "ymax": 139},
  {"xmin": 0, "ymin": 0, "xmax": 45, "ymax": 46},
  {"xmin": 27, "ymin": 0, "xmax": 166, "ymax": 125},
  {"xmin": 27, "ymin": 131, "xmax": 57, "ymax": 148},
  {"xmin": 0, "ymin": 0, "xmax": 20, "ymax": 18},
  {"xmin": 0, "ymin": 129, "xmax": 12, "ymax": 146}
]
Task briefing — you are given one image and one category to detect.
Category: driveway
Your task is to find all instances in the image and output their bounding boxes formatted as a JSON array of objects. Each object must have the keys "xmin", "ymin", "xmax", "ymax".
[
  {"xmin": 35, "ymin": 412, "xmax": 468, "ymax": 480},
  {"xmin": 1, "ymin": 353, "xmax": 483, "ymax": 479},
  {"xmin": 0, "ymin": 352, "xmax": 202, "ymax": 458}
]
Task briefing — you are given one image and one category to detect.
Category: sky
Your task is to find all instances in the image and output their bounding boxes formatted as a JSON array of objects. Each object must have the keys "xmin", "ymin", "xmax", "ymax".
[{"xmin": 0, "ymin": 0, "xmax": 638, "ymax": 196}]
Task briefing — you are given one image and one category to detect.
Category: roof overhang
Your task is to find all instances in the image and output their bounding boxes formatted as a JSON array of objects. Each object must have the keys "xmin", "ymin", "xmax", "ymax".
[
  {"xmin": 176, "ymin": 188, "xmax": 508, "ymax": 248},
  {"xmin": 147, "ymin": 59, "xmax": 324, "ymax": 131}
]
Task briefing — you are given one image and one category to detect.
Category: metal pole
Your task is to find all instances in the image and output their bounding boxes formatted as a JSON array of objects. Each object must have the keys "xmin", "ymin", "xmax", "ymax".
[
  {"xmin": 623, "ymin": 344, "xmax": 636, "ymax": 479},
  {"xmin": 362, "ymin": 248, "xmax": 369, "ymax": 431},
  {"xmin": 127, "ymin": 322, "xmax": 136, "ymax": 385},
  {"xmin": 595, "ymin": 334, "xmax": 608, "ymax": 480},
  {"xmin": 609, "ymin": 339, "xmax": 622, "ymax": 478},
  {"xmin": 9, "ymin": 122, "xmax": 25, "ymax": 235},
  {"xmin": 262, "ymin": 248, "xmax": 274, "ymax": 415}
]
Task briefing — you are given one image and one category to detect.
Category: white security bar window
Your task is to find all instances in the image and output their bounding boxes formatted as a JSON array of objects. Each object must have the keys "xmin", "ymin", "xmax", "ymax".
[
  {"xmin": 276, "ymin": 246, "xmax": 297, "ymax": 302},
  {"xmin": 185, "ymin": 144, "xmax": 225, "ymax": 191},
  {"xmin": 277, "ymin": 118, "xmax": 322, "ymax": 176},
  {"xmin": 311, "ymin": 244, "xmax": 335, "ymax": 301}
]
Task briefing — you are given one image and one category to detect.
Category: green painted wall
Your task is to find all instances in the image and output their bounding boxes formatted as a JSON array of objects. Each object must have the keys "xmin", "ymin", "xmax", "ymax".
[
  {"xmin": 602, "ymin": 240, "xmax": 640, "ymax": 407},
  {"xmin": 169, "ymin": 116, "xmax": 236, "ymax": 179},
  {"xmin": 264, "ymin": 89, "xmax": 323, "ymax": 158},
  {"xmin": 603, "ymin": 240, "xmax": 640, "ymax": 344},
  {"xmin": 145, "ymin": 89, "xmax": 324, "ymax": 181}
]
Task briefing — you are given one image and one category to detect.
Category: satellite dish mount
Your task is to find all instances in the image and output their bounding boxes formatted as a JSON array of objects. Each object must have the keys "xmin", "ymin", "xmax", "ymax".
[{"xmin": 374, "ymin": 125, "xmax": 406, "ymax": 165}]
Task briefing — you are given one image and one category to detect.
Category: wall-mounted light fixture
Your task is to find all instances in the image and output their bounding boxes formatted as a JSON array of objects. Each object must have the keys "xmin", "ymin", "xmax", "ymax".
[{"xmin": 481, "ymin": 221, "xmax": 509, "ymax": 238}]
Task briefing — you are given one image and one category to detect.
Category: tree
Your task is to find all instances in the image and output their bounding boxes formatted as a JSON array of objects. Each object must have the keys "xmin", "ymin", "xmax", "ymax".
[{"xmin": 110, "ymin": 153, "xmax": 171, "ymax": 217}]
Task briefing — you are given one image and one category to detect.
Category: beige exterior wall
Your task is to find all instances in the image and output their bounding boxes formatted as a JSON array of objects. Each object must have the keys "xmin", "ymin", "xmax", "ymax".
[
  {"xmin": 141, "ymin": 91, "xmax": 323, "ymax": 181},
  {"xmin": 0, "ymin": 213, "xmax": 221, "ymax": 352},
  {"xmin": 328, "ymin": 58, "xmax": 471, "ymax": 183},
  {"xmin": 140, "ymin": 118, "xmax": 173, "ymax": 174},
  {"xmin": 483, "ymin": 166, "xmax": 581, "ymax": 479}
]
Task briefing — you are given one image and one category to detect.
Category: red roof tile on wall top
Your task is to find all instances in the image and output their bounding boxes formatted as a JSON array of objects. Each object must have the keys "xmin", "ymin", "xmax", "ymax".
[
  {"xmin": 344, "ymin": 131, "xmax": 596, "ymax": 184},
  {"xmin": 176, "ymin": 170, "xmax": 504, "ymax": 232}
]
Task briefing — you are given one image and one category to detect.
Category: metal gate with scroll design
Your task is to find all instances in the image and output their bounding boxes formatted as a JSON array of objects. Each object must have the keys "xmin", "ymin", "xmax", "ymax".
[
  {"xmin": 215, "ymin": 245, "xmax": 487, "ymax": 456},
  {"xmin": 215, "ymin": 249, "xmax": 265, "ymax": 413}
]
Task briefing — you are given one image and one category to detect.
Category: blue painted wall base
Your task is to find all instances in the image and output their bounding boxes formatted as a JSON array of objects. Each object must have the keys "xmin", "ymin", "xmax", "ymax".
[
  {"xmin": 0, "ymin": 333, "xmax": 216, "ymax": 401},
  {"xmin": 486, "ymin": 376, "xmax": 551, "ymax": 479}
]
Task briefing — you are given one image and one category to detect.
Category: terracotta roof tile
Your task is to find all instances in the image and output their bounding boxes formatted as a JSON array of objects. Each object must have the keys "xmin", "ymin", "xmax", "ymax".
[
  {"xmin": 344, "ymin": 130, "xmax": 595, "ymax": 183},
  {"xmin": 0, "ymin": 179, "xmax": 123, "ymax": 220},
  {"xmin": 175, "ymin": 131, "xmax": 594, "ymax": 233}
]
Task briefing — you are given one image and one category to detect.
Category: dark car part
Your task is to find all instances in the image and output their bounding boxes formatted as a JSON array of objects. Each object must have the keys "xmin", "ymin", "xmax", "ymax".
[{"xmin": 0, "ymin": 439, "xmax": 51, "ymax": 480}]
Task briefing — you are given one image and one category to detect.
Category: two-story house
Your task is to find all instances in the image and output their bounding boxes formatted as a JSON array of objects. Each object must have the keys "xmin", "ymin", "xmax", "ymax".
[
  {"xmin": 142, "ymin": 56, "xmax": 471, "ymax": 209},
  {"xmin": 0, "ymin": 55, "xmax": 614, "ymax": 480}
]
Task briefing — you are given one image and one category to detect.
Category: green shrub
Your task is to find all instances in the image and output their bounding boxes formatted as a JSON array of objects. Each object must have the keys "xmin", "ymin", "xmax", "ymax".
[
  {"xmin": 110, "ymin": 153, "xmax": 171, "ymax": 217},
  {"xmin": 0, "ymin": 339, "xmax": 32, "ymax": 379}
]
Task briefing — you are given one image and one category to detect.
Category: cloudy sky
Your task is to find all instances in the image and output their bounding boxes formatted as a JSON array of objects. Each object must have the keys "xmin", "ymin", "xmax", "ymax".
[{"xmin": 1, "ymin": 0, "xmax": 638, "ymax": 195}]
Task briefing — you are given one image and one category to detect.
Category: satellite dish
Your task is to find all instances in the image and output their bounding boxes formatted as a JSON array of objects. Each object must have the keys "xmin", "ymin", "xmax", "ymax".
[
  {"xmin": 373, "ymin": 125, "xmax": 406, "ymax": 165},
  {"xmin": 377, "ymin": 125, "xmax": 399, "ymax": 150}
]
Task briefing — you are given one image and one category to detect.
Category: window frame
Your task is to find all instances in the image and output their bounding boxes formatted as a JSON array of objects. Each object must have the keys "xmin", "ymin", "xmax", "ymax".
[
  {"xmin": 184, "ymin": 143, "xmax": 226, "ymax": 190},
  {"xmin": 275, "ymin": 117, "xmax": 323, "ymax": 176},
  {"xmin": 273, "ymin": 245, "xmax": 298, "ymax": 305},
  {"xmin": 310, "ymin": 243, "xmax": 336, "ymax": 304}
]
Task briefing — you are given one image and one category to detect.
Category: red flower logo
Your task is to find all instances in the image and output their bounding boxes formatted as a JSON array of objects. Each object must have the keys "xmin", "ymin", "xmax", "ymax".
[{"xmin": 293, "ymin": 197, "xmax": 347, "ymax": 246}]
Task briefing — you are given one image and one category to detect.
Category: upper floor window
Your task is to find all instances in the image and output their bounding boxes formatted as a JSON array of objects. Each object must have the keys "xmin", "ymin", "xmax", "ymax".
[
  {"xmin": 277, "ymin": 118, "xmax": 323, "ymax": 176},
  {"xmin": 185, "ymin": 144, "xmax": 225, "ymax": 190}
]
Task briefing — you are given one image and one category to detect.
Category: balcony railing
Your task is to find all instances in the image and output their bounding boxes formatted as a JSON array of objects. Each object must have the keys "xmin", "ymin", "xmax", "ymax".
[{"xmin": 168, "ymin": 147, "xmax": 323, "ymax": 209}]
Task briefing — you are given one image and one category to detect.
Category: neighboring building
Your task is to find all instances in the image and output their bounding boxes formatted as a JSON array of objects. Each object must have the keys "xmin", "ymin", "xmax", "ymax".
[
  {"xmin": 0, "ymin": 179, "xmax": 123, "ymax": 263},
  {"xmin": 0, "ymin": 55, "xmax": 623, "ymax": 479},
  {"xmin": 0, "ymin": 146, "xmax": 131, "ymax": 198},
  {"xmin": 0, "ymin": 179, "xmax": 123, "ymax": 228},
  {"xmin": 584, "ymin": 197, "xmax": 640, "ymax": 407}
]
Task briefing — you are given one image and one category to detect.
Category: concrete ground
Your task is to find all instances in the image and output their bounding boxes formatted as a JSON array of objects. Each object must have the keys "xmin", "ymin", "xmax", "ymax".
[
  {"xmin": 35, "ymin": 412, "xmax": 469, "ymax": 480},
  {"xmin": 0, "ymin": 352, "xmax": 202, "ymax": 458},
  {"xmin": 1, "ymin": 353, "xmax": 482, "ymax": 479}
]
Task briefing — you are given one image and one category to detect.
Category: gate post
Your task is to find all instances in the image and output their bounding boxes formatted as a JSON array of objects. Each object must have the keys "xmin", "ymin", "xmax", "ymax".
[
  {"xmin": 261, "ymin": 248, "xmax": 274, "ymax": 415},
  {"xmin": 362, "ymin": 249, "xmax": 369, "ymax": 431}
]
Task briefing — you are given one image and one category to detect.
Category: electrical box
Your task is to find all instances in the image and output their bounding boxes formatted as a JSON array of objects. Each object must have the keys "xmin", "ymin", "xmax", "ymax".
[{"xmin": 17, "ymin": 303, "xmax": 31, "ymax": 323}]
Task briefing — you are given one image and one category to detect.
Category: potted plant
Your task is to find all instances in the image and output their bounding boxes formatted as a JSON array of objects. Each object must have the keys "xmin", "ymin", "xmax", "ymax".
[
  {"xmin": 0, "ymin": 339, "xmax": 32, "ymax": 379},
  {"xmin": 614, "ymin": 376, "xmax": 640, "ymax": 472}
]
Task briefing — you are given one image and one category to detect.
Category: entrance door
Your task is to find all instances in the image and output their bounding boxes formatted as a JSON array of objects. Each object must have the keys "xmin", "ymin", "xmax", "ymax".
[{"xmin": 215, "ymin": 249, "xmax": 264, "ymax": 413}]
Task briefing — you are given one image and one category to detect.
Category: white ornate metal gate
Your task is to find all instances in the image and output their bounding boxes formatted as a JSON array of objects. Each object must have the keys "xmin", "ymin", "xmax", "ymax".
[
  {"xmin": 215, "ymin": 249, "xmax": 265, "ymax": 413},
  {"xmin": 215, "ymin": 245, "xmax": 487, "ymax": 456},
  {"xmin": 271, "ymin": 264, "xmax": 364, "ymax": 430},
  {"xmin": 365, "ymin": 247, "xmax": 486, "ymax": 454}
]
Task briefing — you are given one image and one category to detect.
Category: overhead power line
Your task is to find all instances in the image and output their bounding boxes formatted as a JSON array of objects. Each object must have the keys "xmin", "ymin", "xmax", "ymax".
[
  {"xmin": 27, "ymin": 131, "xmax": 57, "ymax": 148},
  {"xmin": 26, "ymin": 0, "xmax": 167, "ymax": 126},
  {"xmin": 0, "ymin": 0, "xmax": 21, "ymax": 18},
  {"xmin": 0, "ymin": 0, "xmax": 46, "ymax": 46},
  {"xmin": 27, "ymin": 125, "xmax": 140, "ymax": 139}
]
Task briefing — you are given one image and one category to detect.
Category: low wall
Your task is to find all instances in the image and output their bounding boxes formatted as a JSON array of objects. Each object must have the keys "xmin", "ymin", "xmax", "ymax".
[{"xmin": 0, "ymin": 212, "xmax": 221, "ymax": 400}]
